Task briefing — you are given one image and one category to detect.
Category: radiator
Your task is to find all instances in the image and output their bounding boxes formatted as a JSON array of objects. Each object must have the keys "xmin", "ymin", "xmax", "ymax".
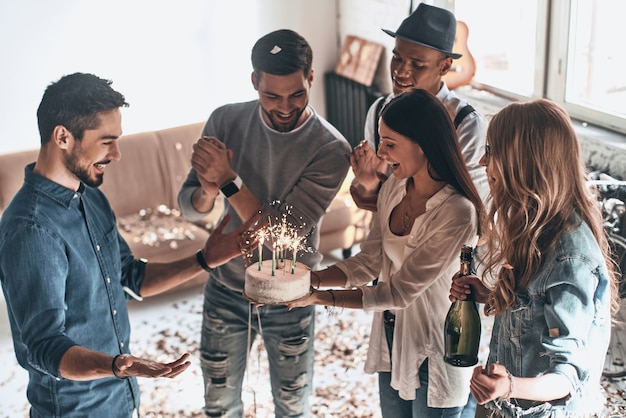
[{"xmin": 324, "ymin": 72, "xmax": 381, "ymax": 148}]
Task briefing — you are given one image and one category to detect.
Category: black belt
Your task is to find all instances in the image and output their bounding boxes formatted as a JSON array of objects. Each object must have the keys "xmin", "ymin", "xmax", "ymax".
[
  {"xmin": 383, "ymin": 310, "xmax": 395, "ymax": 325},
  {"xmin": 383, "ymin": 310, "xmax": 395, "ymax": 361}
]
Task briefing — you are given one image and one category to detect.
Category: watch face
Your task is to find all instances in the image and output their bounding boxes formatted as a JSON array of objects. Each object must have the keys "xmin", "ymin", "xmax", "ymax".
[{"xmin": 220, "ymin": 181, "xmax": 240, "ymax": 198}]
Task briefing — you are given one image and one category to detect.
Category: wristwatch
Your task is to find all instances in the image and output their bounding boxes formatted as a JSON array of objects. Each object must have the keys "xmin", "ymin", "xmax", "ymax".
[
  {"xmin": 220, "ymin": 175, "xmax": 243, "ymax": 198},
  {"xmin": 196, "ymin": 249, "xmax": 213, "ymax": 272}
]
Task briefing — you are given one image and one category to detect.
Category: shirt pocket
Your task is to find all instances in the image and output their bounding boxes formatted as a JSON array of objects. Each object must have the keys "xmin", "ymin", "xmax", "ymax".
[
  {"xmin": 99, "ymin": 225, "xmax": 122, "ymax": 278},
  {"xmin": 507, "ymin": 293, "xmax": 533, "ymax": 339}
]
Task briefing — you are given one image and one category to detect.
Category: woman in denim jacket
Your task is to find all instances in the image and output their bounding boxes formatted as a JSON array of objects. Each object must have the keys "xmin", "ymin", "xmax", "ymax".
[{"xmin": 450, "ymin": 98, "xmax": 620, "ymax": 417}]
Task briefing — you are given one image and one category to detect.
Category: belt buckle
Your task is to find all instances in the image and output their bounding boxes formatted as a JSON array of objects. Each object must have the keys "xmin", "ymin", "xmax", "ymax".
[{"xmin": 383, "ymin": 310, "xmax": 395, "ymax": 324}]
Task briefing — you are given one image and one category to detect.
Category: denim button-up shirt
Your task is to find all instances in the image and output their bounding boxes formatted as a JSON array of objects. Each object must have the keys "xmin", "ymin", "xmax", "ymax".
[
  {"xmin": 485, "ymin": 219, "xmax": 611, "ymax": 417},
  {"xmin": 0, "ymin": 164, "xmax": 146, "ymax": 417}
]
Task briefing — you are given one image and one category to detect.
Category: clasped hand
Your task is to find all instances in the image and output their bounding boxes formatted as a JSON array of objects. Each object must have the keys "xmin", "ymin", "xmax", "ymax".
[
  {"xmin": 191, "ymin": 136, "xmax": 235, "ymax": 192},
  {"xmin": 350, "ymin": 140, "xmax": 387, "ymax": 189},
  {"xmin": 349, "ymin": 140, "xmax": 388, "ymax": 212}
]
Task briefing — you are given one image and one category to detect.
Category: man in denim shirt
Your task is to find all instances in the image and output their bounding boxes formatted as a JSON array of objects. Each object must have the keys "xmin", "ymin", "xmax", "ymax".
[{"xmin": 0, "ymin": 73, "xmax": 255, "ymax": 417}]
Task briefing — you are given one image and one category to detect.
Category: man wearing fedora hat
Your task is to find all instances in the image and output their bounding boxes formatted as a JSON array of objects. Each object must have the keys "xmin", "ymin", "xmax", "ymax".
[{"xmin": 350, "ymin": 3, "xmax": 489, "ymax": 211}]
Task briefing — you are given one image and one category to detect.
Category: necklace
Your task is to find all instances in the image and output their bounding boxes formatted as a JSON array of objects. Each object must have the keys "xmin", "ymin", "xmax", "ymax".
[{"xmin": 401, "ymin": 195, "xmax": 417, "ymax": 231}]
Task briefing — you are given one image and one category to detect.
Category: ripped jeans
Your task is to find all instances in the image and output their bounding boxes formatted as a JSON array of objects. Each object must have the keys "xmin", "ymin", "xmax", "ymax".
[{"xmin": 200, "ymin": 278, "xmax": 315, "ymax": 417}]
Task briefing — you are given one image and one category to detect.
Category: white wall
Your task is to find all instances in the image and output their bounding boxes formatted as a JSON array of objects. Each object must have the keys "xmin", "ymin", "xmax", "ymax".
[
  {"xmin": 0, "ymin": 0, "xmax": 339, "ymax": 154},
  {"xmin": 337, "ymin": 0, "xmax": 407, "ymax": 95},
  {"xmin": 336, "ymin": 0, "xmax": 445, "ymax": 94}
]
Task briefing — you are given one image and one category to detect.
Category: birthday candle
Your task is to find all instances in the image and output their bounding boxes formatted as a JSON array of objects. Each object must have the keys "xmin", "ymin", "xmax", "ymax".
[
  {"xmin": 272, "ymin": 241, "xmax": 276, "ymax": 276},
  {"xmin": 258, "ymin": 234, "xmax": 264, "ymax": 271},
  {"xmin": 254, "ymin": 207, "xmax": 312, "ymax": 276},
  {"xmin": 279, "ymin": 223, "xmax": 287, "ymax": 263}
]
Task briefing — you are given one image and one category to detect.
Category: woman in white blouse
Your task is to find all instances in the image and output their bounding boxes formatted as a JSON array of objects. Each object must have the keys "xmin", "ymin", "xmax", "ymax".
[{"xmin": 286, "ymin": 88, "xmax": 484, "ymax": 418}]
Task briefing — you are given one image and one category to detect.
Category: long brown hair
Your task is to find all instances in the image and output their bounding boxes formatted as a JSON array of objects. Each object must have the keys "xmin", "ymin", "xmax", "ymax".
[{"xmin": 482, "ymin": 98, "xmax": 619, "ymax": 315}]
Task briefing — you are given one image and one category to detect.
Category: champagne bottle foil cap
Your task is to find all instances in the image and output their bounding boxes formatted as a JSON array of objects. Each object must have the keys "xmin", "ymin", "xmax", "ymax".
[{"xmin": 460, "ymin": 245, "xmax": 473, "ymax": 262}]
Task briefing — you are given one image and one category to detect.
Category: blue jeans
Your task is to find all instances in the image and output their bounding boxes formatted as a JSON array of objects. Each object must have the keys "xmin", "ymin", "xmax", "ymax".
[
  {"xmin": 460, "ymin": 393, "xmax": 477, "ymax": 418},
  {"xmin": 200, "ymin": 278, "xmax": 315, "ymax": 417},
  {"xmin": 378, "ymin": 359, "xmax": 464, "ymax": 418}
]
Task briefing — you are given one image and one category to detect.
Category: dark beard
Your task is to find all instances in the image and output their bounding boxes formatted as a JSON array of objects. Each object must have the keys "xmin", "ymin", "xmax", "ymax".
[
  {"xmin": 65, "ymin": 149, "xmax": 104, "ymax": 188},
  {"xmin": 263, "ymin": 107, "xmax": 306, "ymax": 132}
]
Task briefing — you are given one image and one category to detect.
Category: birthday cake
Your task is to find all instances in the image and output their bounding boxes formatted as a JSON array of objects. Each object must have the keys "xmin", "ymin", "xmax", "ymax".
[{"xmin": 245, "ymin": 260, "xmax": 311, "ymax": 304}]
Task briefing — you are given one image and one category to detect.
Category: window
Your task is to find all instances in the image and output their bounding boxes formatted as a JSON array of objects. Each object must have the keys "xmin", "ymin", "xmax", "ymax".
[
  {"xmin": 564, "ymin": 0, "xmax": 626, "ymax": 131},
  {"xmin": 452, "ymin": 0, "xmax": 626, "ymax": 135},
  {"xmin": 453, "ymin": 0, "xmax": 543, "ymax": 99}
]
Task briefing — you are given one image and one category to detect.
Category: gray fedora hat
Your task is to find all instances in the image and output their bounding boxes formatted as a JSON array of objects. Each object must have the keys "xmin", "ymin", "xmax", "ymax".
[{"xmin": 382, "ymin": 3, "xmax": 462, "ymax": 59}]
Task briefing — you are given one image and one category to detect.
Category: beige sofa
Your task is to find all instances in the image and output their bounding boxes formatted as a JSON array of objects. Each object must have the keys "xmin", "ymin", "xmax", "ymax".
[{"xmin": 0, "ymin": 122, "xmax": 371, "ymax": 289}]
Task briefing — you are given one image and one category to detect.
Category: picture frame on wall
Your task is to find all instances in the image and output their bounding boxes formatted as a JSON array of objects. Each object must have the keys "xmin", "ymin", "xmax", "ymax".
[{"xmin": 335, "ymin": 35, "xmax": 384, "ymax": 87}]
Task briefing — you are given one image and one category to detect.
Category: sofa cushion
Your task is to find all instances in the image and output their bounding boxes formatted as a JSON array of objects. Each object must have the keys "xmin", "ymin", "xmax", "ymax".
[
  {"xmin": 99, "ymin": 122, "xmax": 204, "ymax": 217},
  {"xmin": 156, "ymin": 122, "xmax": 205, "ymax": 207},
  {"xmin": 317, "ymin": 171, "xmax": 372, "ymax": 255},
  {"xmin": 99, "ymin": 131, "xmax": 171, "ymax": 217},
  {"xmin": 320, "ymin": 196, "xmax": 357, "ymax": 233}
]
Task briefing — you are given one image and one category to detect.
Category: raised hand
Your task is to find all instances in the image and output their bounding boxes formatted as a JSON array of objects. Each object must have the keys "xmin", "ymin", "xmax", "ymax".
[
  {"xmin": 349, "ymin": 140, "xmax": 388, "ymax": 211},
  {"xmin": 350, "ymin": 140, "xmax": 387, "ymax": 193},
  {"xmin": 191, "ymin": 136, "xmax": 235, "ymax": 193},
  {"xmin": 203, "ymin": 212, "xmax": 262, "ymax": 269}
]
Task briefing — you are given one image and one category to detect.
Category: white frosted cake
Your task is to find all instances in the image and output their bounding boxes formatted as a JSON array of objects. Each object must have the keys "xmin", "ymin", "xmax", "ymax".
[{"xmin": 245, "ymin": 260, "xmax": 311, "ymax": 304}]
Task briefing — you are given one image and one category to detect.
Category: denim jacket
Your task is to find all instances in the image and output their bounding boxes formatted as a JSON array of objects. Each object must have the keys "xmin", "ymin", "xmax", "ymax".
[
  {"xmin": 485, "ymin": 218, "xmax": 611, "ymax": 417},
  {"xmin": 0, "ymin": 164, "xmax": 146, "ymax": 417}
]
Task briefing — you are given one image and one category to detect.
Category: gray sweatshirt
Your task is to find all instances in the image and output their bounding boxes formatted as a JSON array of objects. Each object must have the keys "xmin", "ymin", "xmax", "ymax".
[{"xmin": 178, "ymin": 100, "xmax": 351, "ymax": 291}]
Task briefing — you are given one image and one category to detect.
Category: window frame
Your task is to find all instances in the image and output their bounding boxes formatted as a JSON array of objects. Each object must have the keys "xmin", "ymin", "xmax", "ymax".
[{"xmin": 451, "ymin": 0, "xmax": 626, "ymax": 135}]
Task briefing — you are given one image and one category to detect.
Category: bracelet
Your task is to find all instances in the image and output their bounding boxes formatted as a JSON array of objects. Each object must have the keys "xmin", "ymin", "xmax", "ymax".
[
  {"xmin": 503, "ymin": 370, "xmax": 515, "ymax": 399},
  {"xmin": 324, "ymin": 289, "xmax": 337, "ymax": 316},
  {"xmin": 112, "ymin": 354, "xmax": 128, "ymax": 380},
  {"xmin": 196, "ymin": 249, "xmax": 213, "ymax": 272}
]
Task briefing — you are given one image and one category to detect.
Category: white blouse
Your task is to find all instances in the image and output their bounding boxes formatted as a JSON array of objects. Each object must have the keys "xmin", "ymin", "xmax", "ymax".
[{"xmin": 335, "ymin": 175, "xmax": 479, "ymax": 407}]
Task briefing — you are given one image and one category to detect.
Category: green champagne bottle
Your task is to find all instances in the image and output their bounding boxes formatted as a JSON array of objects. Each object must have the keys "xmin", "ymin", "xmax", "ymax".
[{"xmin": 444, "ymin": 245, "xmax": 481, "ymax": 367}]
